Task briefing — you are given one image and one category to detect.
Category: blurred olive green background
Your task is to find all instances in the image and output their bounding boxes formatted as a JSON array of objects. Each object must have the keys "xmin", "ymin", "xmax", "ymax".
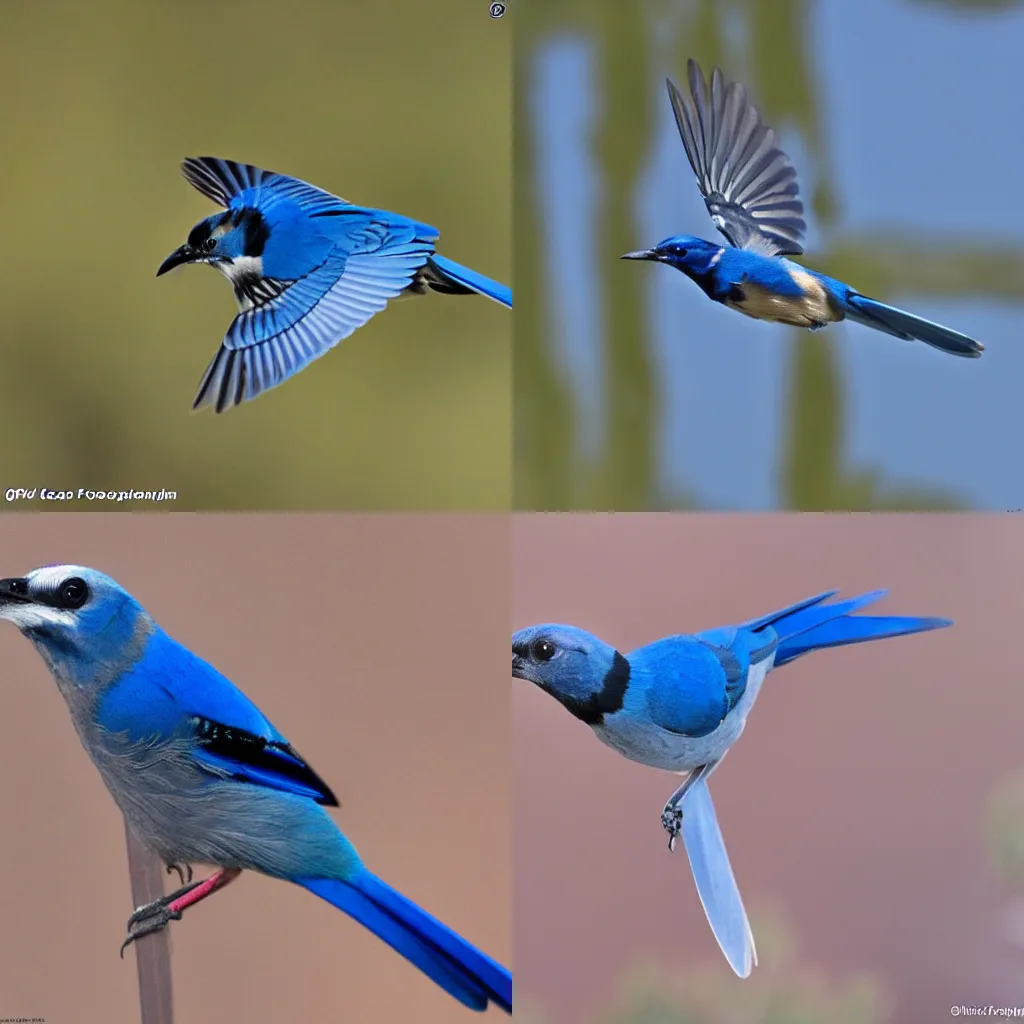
[
  {"xmin": 0, "ymin": 0, "xmax": 510, "ymax": 510},
  {"xmin": 514, "ymin": 0, "xmax": 1024, "ymax": 512}
]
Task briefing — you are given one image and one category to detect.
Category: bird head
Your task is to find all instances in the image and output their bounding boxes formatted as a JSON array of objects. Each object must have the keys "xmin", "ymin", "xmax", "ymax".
[
  {"xmin": 621, "ymin": 235, "xmax": 722, "ymax": 278},
  {"xmin": 0, "ymin": 565, "xmax": 151, "ymax": 692},
  {"xmin": 156, "ymin": 209, "xmax": 267, "ymax": 277},
  {"xmin": 512, "ymin": 624, "xmax": 630, "ymax": 725}
]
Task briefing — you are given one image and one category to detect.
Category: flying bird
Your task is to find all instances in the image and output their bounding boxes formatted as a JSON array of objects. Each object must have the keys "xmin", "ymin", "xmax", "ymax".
[
  {"xmin": 158, "ymin": 157, "xmax": 512, "ymax": 412},
  {"xmin": 512, "ymin": 589, "xmax": 950, "ymax": 977},
  {"xmin": 622, "ymin": 60, "xmax": 983, "ymax": 358},
  {"xmin": 0, "ymin": 565, "xmax": 511, "ymax": 1013}
]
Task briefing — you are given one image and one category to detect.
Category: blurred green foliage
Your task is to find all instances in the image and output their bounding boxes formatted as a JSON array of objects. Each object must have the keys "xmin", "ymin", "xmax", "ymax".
[
  {"xmin": 513, "ymin": 0, "xmax": 1024, "ymax": 511},
  {"xmin": 0, "ymin": 0, "xmax": 510, "ymax": 509},
  {"xmin": 524, "ymin": 909, "xmax": 890, "ymax": 1024},
  {"xmin": 986, "ymin": 771, "xmax": 1024, "ymax": 890}
]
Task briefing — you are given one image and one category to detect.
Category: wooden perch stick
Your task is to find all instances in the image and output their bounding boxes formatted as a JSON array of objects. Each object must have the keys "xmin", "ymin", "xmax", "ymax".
[{"xmin": 123, "ymin": 819, "xmax": 174, "ymax": 1024}]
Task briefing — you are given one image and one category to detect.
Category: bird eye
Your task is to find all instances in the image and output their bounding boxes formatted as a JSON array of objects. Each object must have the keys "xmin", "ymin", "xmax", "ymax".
[
  {"xmin": 531, "ymin": 639, "xmax": 557, "ymax": 662},
  {"xmin": 58, "ymin": 577, "xmax": 89, "ymax": 610},
  {"xmin": 202, "ymin": 237, "xmax": 217, "ymax": 253},
  {"xmin": 676, "ymin": 247, "xmax": 687, "ymax": 257},
  {"xmin": 8, "ymin": 579, "xmax": 27, "ymax": 596}
]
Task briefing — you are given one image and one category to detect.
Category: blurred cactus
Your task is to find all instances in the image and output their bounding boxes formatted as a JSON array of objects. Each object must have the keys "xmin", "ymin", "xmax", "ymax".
[
  {"xmin": 515, "ymin": 1001, "xmax": 553, "ymax": 1024},
  {"xmin": 521, "ymin": 909, "xmax": 890, "ymax": 1024},
  {"xmin": 514, "ymin": 0, "xmax": 1024, "ymax": 510},
  {"xmin": 986, "ymin": 772, "xmax": 1024, "ymax": 891}
]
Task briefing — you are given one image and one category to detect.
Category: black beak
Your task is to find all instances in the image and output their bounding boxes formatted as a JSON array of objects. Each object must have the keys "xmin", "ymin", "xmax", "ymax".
[
  {"xmin": 0, "ymin": 578, "xmax": 31, "ymax": 606},
  {"xmin": 511, "ymin": 651, "xmax": 530, "ymax": 681},
  {"xmin": 620, "ymin": 248, "xmax": 657, "ymax": 262},
  {"xmin": 156, "ymin": 243, "xmax": 198, "ymax": 277}
]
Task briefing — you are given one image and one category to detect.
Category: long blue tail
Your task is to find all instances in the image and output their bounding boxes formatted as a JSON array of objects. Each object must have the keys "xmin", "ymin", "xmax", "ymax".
[
  {"xmin": 428, "ymin": 254, "xmax": 512, "ymax": 308},
  {"xmin": 296, "ymin": 871, "xmax": 511, "ymax": 1013},
  {"xmin": 844, "ymin": 292, "xmax": 982, "ymax": 358},
  {"xmin": 742, "ymin": 589, "xmax": 951, "ymax": 668}
]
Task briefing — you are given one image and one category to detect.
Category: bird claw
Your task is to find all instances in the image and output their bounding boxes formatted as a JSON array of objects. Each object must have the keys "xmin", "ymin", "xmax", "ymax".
[
  {"xmin": 661, "ymin": 805, "xmax": 683, "ymax": 852},
  {"xmin": 119, "ymin": 878, "xmax": 201, "ymax": 958},
  {"xmin": 120, "ymin": 900, "xmax": 183, "ymax": 957},
  {"xmin": 166, "ymin": 861, "xmax": 193, "ymax": 886}
]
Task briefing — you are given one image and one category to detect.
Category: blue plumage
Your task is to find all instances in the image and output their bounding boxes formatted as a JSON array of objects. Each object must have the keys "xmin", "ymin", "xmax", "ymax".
[
  {"xmin": 0, "ymin": 565, "xmax": 511, "ymax": 1013},
  {"xmin": 513, "ymin": 589, "xmax": 951, "ymax": 977},
  {"xmin": 158, "ymin": 157, "xmax": 512, "ymax": 412},
  {"xmin": 300, "ymin": 873, "xmax": 512, "ymax": 1012},
  {"xmin": 621, "ymin": 60, "xmax": 983, "ymax": 359}
]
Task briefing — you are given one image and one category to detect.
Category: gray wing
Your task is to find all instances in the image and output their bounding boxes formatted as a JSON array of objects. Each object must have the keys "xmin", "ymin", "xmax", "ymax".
[{"xmin": 667, "ymin": 59, "xmax": 806, "ymax": 256}]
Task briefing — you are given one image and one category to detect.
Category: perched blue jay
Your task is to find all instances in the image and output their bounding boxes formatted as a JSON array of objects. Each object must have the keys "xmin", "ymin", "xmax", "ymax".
[
  {"xmin": 622, "ymin": 60, "xmax": 983, "ymax": 358},
  {"xmin": 512, "ymin": 589, "xmax": 950, "ymax": 977},
  {"xmin": 158, "ymin": 157, "xmax": 512, "ymax": 412},
  {"xmin": 0, "ymin": 565, "xmax": 511, "ymax": 1014}
]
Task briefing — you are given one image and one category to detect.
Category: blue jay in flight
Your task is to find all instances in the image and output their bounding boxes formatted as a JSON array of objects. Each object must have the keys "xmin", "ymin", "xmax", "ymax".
[
  {"xmin": 158, "ymin": 157, "xmax": 512, "ymax": 412},
  {"xmin": 622, "ymin": 60, "xmax": 983, "ymax": 358},
  {"xmin": 512, "ymin": 589, "xmax": 950, "ymax": 977},
  {"xmin": 0, "ymin": 565, "xmax": 511, "ymax": 1013}
]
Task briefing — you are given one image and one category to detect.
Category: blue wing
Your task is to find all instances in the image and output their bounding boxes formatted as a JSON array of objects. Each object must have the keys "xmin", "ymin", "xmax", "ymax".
[
  {"xmin": 193, "ymin": 219, "xmax": 437, "ymax": 412},
  {"xmin": 96, "ymin": 628, "xmax": 338, "ymax": 805},
  {"xmin": 682, "ymin": 773, "xmax": 756, "ymax": 978},
  {"xmin": 631, "ymin": 636, "xmax": 743, "ymax": 738},
  {"xmin": 668, "ymin": 60, "xmax": 806, "ymax": 256},
  {"xmin": 189, "ymin": 717, "xmax": 338, "ymax": 805},
  {"xmin": 181, "ymin": 156, "xmax": 352, "ymax": 218}
]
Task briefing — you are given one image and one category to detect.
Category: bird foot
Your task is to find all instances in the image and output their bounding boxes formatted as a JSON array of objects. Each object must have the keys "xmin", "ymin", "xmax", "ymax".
[
  {"xmin": 661, "ymin": 805, "xmax": 683, "ymax": 852},
  {"xmin": 120, "ymin": 901, "xmax": 182, "ymax": 956},
  {"xmin": 119, "ymin": 879, "xmax": 199, "ymax": 957}
]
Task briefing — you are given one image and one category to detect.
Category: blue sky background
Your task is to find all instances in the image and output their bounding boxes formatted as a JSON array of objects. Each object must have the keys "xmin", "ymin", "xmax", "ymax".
[{"xmin": 527, "ymin": 0, "xmax": 1024, "ymax": 509}]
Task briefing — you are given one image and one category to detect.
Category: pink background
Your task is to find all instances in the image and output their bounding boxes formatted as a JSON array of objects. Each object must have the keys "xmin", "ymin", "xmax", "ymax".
[
  {"xmin": 0, "ymin": 514, "xmax": 511, "ymax": 1023},
  {"xmin": 514, "ymin": 514, "xmax": 1024, "ymax": 1022}
]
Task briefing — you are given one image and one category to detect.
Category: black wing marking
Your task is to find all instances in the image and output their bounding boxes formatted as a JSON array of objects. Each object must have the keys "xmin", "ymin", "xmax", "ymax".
[
  {"xmin": 231, "ymin": 270, "xmax": 294, "ymax": 311},
  {"xmin": 192, "ymin": 715, "xmax": 339, "ymax": 807}
]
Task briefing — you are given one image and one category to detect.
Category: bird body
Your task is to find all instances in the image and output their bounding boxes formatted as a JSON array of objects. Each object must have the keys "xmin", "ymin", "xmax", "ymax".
[
  {"xmin": 593, "ymin": 634, "xmax": 770, "ymax": 772},
  {"xmin": 158, "ymin": 157, "xmax": 512, "ymax": 412},
  {"xmin": 1, "ymin": 565, "xmax": 511, "ymax": 1014},
  {"xmin": 513, "ymin": 589, "xmax": 951, "ymax": 978},
  {"xmin": 623, "ymin": 60, "xmax": 983, "ymax": 358}
]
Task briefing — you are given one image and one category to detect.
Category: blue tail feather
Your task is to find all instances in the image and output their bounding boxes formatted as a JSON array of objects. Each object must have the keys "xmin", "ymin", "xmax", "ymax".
[
  {"xmin": 741, "ymin": 589, "xmax": 839, "ymax": 632},
  {"xmin": 760, "ymin": 590, "xmax": 887, "ymax": 643},
  {"xmin": 429, "ymin": 254, "xmax": 512, "ymax": 308},
  {"xmin": 845, "ymin": 293, "xmax": 983, "ymax": 358},
  {"xmin": 296, "ymin": 871, "xmax": 511, "ymax": 1013},
  {"xmin": 757, "ymin": 589, "xmax": 952, "ymax": 668}
]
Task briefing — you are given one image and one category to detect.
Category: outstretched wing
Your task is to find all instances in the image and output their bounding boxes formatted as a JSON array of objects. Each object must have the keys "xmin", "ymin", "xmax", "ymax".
[
  {"xmin": 181, "ymin": 156, "xmax": 350, "ymax": 217},
  {"xmin": 667, "ymin": 60, "xmax": 806, "ymax": 256},
  {"xmin": 194, "ymin": 216, "xmax": 437, "ymax": 412}
]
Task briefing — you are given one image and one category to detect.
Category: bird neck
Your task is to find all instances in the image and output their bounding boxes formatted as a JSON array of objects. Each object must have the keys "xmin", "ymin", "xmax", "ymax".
[
  {"xmin": 33, "ymin": 610, "xmax": 156, "ymax": 718},
  {"xmin": 551, "ymin": 650, "xmax": 631, "ymax": 726}
]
